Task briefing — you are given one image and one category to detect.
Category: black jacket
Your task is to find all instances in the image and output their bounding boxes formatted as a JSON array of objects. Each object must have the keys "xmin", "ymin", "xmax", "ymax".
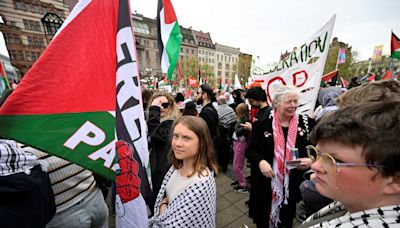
[
  {"xmin": 246, "ymin": 110, "xmax": 315, "ymax": 227},
  {"xmin": 0, "ymin": 165, "xmax": 55, "ymax": 228},
  {"xmin": 147, "ymin": 106, "xmax": 174, "ymax": 205},
  {"xmin": 199, "ymin": 103, "xmax": 219, "ymax": 139}
]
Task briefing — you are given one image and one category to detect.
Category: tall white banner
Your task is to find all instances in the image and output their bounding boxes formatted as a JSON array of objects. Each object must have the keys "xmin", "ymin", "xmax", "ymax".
[{"xmin": 252, "ymin": 15, "xmax": 336, "ymax": 115}]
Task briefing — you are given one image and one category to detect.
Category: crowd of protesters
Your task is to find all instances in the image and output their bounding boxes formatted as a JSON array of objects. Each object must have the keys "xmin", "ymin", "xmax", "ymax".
[{"xmin": 1, "ymin": 79, "xmax": 400, "ymax": 228}]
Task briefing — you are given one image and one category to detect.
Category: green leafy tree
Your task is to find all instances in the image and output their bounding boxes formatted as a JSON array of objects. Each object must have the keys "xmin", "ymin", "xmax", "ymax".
[
  {"xmin": 238, "ymin": 54, "xmax": 252, "ymax": 87},
  {"xmin": 323, "ymin": 43, "xmax": 359, "ymax": 81},
  {"xmin": 179, "ymin": 57, "xmax": 215, "ymax": 86}
]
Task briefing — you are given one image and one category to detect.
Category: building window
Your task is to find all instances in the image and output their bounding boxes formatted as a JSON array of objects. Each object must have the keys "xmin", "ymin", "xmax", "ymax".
[
  {"xmin": 10, "ymin": 50, "xmax": 18, "ymax": 60},
  {"xmin": 225, "ymin": 64, "xmax": 229, "ymax": 70},
  {"xmin": 23, "ymin": 19, "xmax": 29, "ymax": 30},
  {"xmin": 218, "ymin": 71, "xmax": 221, "ymax": 76},
  {"xmin": 25, "ymin": 51, "xmax": 32, "ymax": 61},
  {"xmin": 16, "ymin": 1, "xmax": 24, "ymax": 10},
  {"xmin": 25, "ymin": 3, "xmax": 32, "ymax": 12},
  {"xmin": 35, "ymin": 21, "xmax": 41, "ymax": 31},
  {"xmin": 33, "ymin": 37, "xmax": 39, "ymax": 47},
  {"xmin": 17, "ymin": 50, "xmax": 24, "ymax": 61},
  {"xmin": 34, "ymin": 5, "xmax": 40, "ymax": 13},
  {"xmin": 133, "ymin": 20, "xmax": 150, "ymax": 35},
  {"xmin": 42, "ymin": 13, "xmax": 63, "ymax": 36},
  {"xmin": 145, "ymin": 50, "xmax": 150, "ymax": 59},
  {"xmin": 186, "ymin": 49, "xmax": 189, "ymax": 53},
  {"xmin": 191, "ymin": 50, "xmax": 194, "ymax": 54},
  {"xmin": 13, "ymin": 34, "xmax": 21, "ymax": 44},
  {"xmin": 27, "ymin": 36, "xmax": 33, "ymax": 46},
  {"xmin": 218, "ymin": 63, "xmax": 222, "ymax": 69},
  {"xmin": 39, "ymin": 38, "xmax": 45, "ymax": 47}
]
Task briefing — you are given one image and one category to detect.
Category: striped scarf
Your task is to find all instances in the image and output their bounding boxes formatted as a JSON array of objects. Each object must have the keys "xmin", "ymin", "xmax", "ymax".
[{"xmin": 270, "ymin": 111, "xmax": 298, "ymax": 227}]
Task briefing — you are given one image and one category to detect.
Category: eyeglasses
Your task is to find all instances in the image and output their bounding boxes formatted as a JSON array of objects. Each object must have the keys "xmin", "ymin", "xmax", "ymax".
[
  {"xmin": 161, "ymin": 102, "xmax": 170, "ymax": 109},
  {"xmin": 306, "ymin": 145, "xmax": 384, "ymax": 174}
]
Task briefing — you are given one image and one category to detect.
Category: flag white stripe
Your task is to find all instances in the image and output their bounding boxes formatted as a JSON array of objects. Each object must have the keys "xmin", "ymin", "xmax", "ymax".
[{"xmin": 159, "ymin": 8, "xmax": 176, "ymax": 74}]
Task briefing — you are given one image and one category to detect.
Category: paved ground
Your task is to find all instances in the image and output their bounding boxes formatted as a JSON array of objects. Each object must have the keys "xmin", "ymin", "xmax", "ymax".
[
  {"xmin": 215, "ymin": 171, "xmax": 255, "ymax": 228},
  {"xmin": 107, "ymin": 167, "xmax": 255, "ymax": 228}
]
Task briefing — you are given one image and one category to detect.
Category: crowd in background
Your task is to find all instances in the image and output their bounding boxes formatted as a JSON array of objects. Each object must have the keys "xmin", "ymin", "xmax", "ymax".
[{"xmin": 1, "ymin": 79, "xmax": 400, "ymax": 228}]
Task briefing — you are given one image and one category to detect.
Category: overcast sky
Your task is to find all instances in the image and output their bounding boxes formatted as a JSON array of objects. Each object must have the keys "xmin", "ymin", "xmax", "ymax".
[
  {"xmin": 1, "ymin": 0, "xmax": 399, "ymax": 64},
  {"xmin": 130, "ymin": 0, "xmax": 400, "ymax": 64}
]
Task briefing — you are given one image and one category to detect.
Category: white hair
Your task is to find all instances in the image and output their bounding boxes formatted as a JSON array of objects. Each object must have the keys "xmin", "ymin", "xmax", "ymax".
[{"xmin": 271, "ymin": 84, "xmax": 299, "ymax": 108}]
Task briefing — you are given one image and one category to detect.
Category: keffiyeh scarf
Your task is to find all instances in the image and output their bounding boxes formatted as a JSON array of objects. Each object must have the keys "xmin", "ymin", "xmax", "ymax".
[
  {"xmin": 305, "ymin": 201, "xmax": 400, "ymax": 228},
  {"xmin": 270, "ymin": 111, "xmax": 298, "ymax": 227},
  {"xmin": 0, "ymin": 139, "xmax": 40, "ymax": 176},
  {"xmin": 149, "ymin": 166, "xmax": 217, "ymax": 227}
]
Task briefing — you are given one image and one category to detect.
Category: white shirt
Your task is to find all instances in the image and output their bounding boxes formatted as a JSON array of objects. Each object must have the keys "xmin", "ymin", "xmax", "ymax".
[{"xmin": 166, "ymin": 168, "xmax": 209, "ymax": 203}]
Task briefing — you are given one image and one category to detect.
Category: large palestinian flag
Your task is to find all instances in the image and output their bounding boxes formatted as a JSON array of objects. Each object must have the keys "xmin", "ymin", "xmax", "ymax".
[
  {"xmin": 157, "ymin": 0, "xmax": 182, "ymax": 81},
  {"xmin": 0, "ymin": 0, "xmax": 150, "ymax": 226},
  {"xmin": 391, "ymin": 32, "xmax": 400, "ymax": 60}
]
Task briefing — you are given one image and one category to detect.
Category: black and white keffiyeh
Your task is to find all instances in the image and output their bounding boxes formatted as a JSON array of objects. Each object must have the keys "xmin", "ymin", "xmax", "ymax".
[
  {"xmin": 304, "ymin": 201, "xmax": 400, "ymax": 227},
  {"xmin": 149, "ymin": 166, "xmax": 217, "ymax": 227},
  {"xmin": 0, "ymin": 139, "xmax": 41, "ymax": 176}
]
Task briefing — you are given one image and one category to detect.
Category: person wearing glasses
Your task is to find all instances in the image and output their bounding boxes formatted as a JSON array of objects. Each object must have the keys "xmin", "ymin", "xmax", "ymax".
[
  {"xmin": 246, "ymin": 84, "xmax": 315, "ymax": 228},
  {"xmin": 299, "ymin": 100, "xmax": 400, "ymax": 227},
  {"xmin": 148, "ymin": 92, "xmax": 180, "ymax": 210}
]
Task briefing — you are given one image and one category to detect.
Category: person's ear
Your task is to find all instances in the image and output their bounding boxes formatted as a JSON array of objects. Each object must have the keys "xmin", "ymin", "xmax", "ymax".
[{"xmin": 383, "ymin": 172, "xmax": 400, "ymax": 195}]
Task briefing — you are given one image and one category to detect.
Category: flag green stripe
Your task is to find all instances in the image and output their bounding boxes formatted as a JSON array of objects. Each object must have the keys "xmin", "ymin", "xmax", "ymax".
[
  {"xmin": 166, "ymin": 22, "xmax": 182, "ymax": 80},
  {"xmin": 391, "ymin": 51, "xmax": 400, "ymax": 60},
  {"xmin": 0, "ymin": 112, "xmax": 116, "ymax": 180}
]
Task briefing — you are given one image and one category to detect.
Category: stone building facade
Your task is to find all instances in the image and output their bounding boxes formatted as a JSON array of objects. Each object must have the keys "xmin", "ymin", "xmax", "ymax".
[{"xmin": 0, "ymin": 0, "xmax": 72, "ymax": 76}]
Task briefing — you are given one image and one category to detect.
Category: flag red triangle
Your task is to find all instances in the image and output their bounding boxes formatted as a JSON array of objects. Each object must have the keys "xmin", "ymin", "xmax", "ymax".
[
  {"xmin": 161, "ymin": 0, "xmax": 177, "ymax": 23},
  {"xmin": 321, "ymin": 70, "xmax": 338, "ymax": 82},
  {"xmin": 392, "ymin": 32, "xmax": 400, "ymax": 52},
  {"xmin": 0, "ymin": 0, "xmax": 117, "ymax": 115}
]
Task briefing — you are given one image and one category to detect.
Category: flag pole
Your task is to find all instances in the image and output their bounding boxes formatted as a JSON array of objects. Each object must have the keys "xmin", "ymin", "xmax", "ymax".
[
  {"xmin": 335, "ymin": 48, "xmax": 340, "ymax": 70},
  {"xmin": 367, "ymin": 58, "xmax": 372, "ymax": 74},
  {"xmin": 177, "ymin": 59, "xmax": 183, "ymax": 81}
]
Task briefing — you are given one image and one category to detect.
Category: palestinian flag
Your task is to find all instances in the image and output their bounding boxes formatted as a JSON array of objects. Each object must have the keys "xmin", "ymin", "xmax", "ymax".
[
  {"xmin": 0, "ymin": 0, "xmax": 150, "ymax": 226},
  {"xmin": 0, "ymin": 61, "xmax": 10, "ymax": 94},
  {"xmin": 391, "ymin": 32, "xmax": 400, "ymax": 60},
  {"xmin": 157, "ymin": 0, "xmax": 182, "ymax": 81},
  {"xmin": 321, "ymin": 70, "xmax": 338, "ymax": 82}
]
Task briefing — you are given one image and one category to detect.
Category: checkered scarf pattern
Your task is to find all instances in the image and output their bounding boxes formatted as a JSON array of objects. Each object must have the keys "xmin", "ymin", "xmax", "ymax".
[
  {"xmin": 305, "ymin": 201, "xmax": 400, "ymax": 227},
  {"xmin": 149, "ymin": 166, "xmax": 217, "ymax": 227},
  {"xmin": 270, "ymin": 111, "xmax": 298, "ymax": 227},
  {"xmin": 0, "ymin": 139, "xmax": 39, "ymax": 176}
]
